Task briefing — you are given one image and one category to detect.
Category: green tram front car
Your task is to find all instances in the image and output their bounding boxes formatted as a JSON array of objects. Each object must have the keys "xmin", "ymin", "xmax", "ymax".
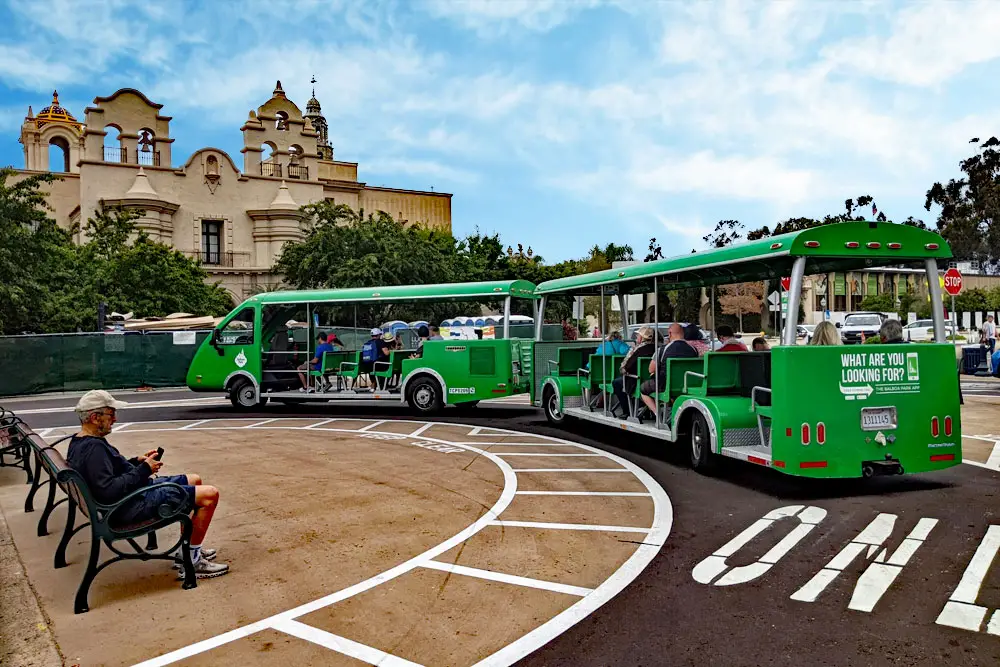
[
  {"xmin": 185, "ymin": 280, "xmax": 539, "ymax": 414},
  {"xmin": 528, "ymin": 220, "xmax": 962, "ymax": 479}
]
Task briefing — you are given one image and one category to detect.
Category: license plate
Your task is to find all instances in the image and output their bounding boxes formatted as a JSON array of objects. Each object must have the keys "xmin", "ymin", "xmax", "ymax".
[{"xmin": 861, "ymin": 406, "xmax": 897, "ymax": 431}]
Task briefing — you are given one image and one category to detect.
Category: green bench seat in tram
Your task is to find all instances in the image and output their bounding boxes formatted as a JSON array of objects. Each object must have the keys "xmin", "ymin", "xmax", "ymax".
[
  {"xmin": 372, "ymin": 349, "xmax": 415, "ymax": 389},
  {"xmin": 547, "ymin": 346, "xmax": 598, "ymax": 376},
  {"xmin": 581, "ymin": 354, "xmax": 624, "ymax": 410}
]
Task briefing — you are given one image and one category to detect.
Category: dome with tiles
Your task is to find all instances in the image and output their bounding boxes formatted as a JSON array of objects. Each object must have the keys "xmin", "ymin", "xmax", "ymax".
[{"xmin": 36, "ymin": 91, "xmax": 81, "ymax": 127}]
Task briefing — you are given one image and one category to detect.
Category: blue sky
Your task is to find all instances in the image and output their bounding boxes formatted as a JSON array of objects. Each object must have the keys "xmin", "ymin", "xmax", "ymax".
[{"xmin": 0, "ymin": 0, "xmax": 997, "ymax": 262}]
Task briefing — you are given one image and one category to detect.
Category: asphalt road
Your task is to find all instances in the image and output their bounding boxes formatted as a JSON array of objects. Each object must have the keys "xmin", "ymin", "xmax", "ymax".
[{"xmin": 8, "ymin": 388, "xmax": 1000, "ymax": 666}]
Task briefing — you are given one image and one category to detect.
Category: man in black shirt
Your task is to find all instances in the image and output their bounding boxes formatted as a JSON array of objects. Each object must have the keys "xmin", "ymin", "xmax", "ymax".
[
  {"xmin": 640, "ymin": 323, "xmax": 697, "ymax": 415},
  {"xmin": 67, "ymin": 390, "xmax": 229, "ymax": 579}
]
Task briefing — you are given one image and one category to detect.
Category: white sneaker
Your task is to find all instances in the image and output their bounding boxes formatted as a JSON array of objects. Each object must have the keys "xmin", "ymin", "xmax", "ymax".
[
  {"xmin": 177, "ymin": 558, "xmax": 230, "ymax": 579},
  {"xmin": 171, "ymin": 546, "xmax": 216, "ymax": 569}
]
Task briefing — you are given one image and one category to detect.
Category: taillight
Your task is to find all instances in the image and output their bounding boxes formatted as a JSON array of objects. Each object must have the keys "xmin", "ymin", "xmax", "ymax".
[
  {"xmin": 867, "ymin": 242, "xmax": 881, "ymax": 249},
  {"xmin": 801, "ymin": 423, "xmax": 810, "ymax": 445},
  {"xmin": 804, "ymin": 241, "xmax": 820, "ymax": 248},
  {"xmin": 817, "ymin": 422, "xmax": 826, "ymax": 445},
  {"xmin": 931, "ymin": 417, "xmax": 940, "ymax": 437},
  {"xmin": 887, "ymin": 242, "xmax": 902, "ymax": 249},
  {"xmin": 845, "ymin": 241, "xmax": 860, "ymax": 248},
  {"xmin": 925, "ymin": 243, "xmax": 939, "ymax": 250},
  {"xmin": 944, "ymin": 416, "xmax": 953, "ymax": 436}
]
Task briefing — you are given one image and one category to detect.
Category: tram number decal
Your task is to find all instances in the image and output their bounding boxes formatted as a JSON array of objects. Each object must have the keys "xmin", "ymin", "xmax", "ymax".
[{"xmin": 693, "ymin": 505, "xmax": 1000, "ymax": 637}]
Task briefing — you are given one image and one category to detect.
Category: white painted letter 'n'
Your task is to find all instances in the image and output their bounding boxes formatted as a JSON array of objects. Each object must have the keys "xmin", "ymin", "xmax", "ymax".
[
  {"xmin": 693, "ymin": 505, "xmax": 827, "ymax": 586},
  {"xmin": 790, "ymin": 513, "xmax": 938, "ymax": 612},
  {"xmin": 936, "ymin": 525, "xmax": 1000, "ymax": 634}
]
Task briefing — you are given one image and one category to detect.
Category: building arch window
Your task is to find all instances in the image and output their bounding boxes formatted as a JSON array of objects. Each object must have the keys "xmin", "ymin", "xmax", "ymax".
[
  {"xmin": 274, "ymin": 111, "xmax": 288, "ymax": 131},
  {"xmin": 206, "ymin": 154, "xmax": 219, "ymax": 176},
  {"xmin": 48, "ymin": 136, "xmax": 70, "ymax": 172},
  {"xmin": 103, "ymin": 124, "xmax": 124, "ymax": 163},
  {"xmin": 260, "ymin": 142, "xmax": 280, "ymax": 177}
]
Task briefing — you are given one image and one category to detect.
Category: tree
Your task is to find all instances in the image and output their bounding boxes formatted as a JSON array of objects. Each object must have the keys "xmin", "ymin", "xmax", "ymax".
[
  {"xmin": 719, "ymin": 282, "xmax": 764, "ymax": 332},
  {"xmin": 925, "ymin": 136, "xmax": 1000, "ymax": 272}
]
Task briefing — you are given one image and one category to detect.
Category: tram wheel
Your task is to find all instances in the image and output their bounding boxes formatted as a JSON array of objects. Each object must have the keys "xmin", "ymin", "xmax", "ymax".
[
  {"xmin": 689, "ymin": 411, "xmax": 713, "ymax": 471},
  {"xmin": 407, "ymin": 376, "xmax": 443, "ymax": 415},
  {"xmin": 229, "ymin": 378, "xmax": 258, "ymax": 410},
  {"xmin": 542, "ymin": 386, "xmax": 565, "ymax": 425}
]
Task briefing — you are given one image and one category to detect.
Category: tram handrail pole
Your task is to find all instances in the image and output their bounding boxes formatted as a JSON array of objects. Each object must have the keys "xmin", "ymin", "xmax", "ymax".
[
  {"xmin": 654, "ymin": 276, "xmax": 659, "ymax": 430},
  {"xmin": 925, "ymin": 259, "xmax": 947, "ymax": 343},
  {"xmin": 782, "ymin": 257, "xmax": 807, "ymax": 346}
]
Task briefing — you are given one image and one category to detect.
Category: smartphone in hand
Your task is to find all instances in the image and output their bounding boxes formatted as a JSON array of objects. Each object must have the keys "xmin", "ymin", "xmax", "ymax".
[{"xmin": 154, "ymin": 447, "xmax": 164, "ymax": 460}]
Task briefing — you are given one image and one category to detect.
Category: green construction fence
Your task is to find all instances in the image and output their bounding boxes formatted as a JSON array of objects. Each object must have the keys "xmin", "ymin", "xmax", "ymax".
[{"xmin": 0, "ymin": 330, "xmax": 212, "ymax": 397}]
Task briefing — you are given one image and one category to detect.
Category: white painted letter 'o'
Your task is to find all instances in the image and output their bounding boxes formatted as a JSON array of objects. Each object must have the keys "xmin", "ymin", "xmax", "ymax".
[{"xmin": 693, "ymin": 505, "xmax": 827, "ymax": 586}]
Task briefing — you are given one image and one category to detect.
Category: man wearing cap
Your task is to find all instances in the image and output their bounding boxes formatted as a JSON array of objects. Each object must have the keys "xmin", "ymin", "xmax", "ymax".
[{"xmin": 67, "ymin": 390, "xmax": 229, "ymax": 579}]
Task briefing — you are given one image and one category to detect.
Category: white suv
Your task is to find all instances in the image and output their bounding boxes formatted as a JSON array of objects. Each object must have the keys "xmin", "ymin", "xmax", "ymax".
[{"xmin": 903, "ymin": 319, "xmax": 934, "ymax": 341}]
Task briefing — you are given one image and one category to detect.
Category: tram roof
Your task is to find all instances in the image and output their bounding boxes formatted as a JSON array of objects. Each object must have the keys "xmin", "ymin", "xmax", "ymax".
[
  {"xmin": 248, "ymin": 280, "xmax": 537, "ymax": 305},
  {"xmin": 536, "ymin": 221, "xmax": 953, "ymax": 296}
]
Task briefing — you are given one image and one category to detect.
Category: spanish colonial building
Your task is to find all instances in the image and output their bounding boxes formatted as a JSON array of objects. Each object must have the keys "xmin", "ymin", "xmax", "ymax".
[{"xmin": 15, "ymin": 82, "xmax": 452, "ymax": 303}]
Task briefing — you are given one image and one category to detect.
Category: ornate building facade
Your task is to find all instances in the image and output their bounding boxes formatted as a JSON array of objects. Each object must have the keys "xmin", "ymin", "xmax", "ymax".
[{"xmin": 16, "ymin": 82, "xmax": 452, "ymax": 303}]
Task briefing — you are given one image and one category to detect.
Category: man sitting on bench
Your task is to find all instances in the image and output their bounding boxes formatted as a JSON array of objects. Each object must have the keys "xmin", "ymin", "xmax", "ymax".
[{"xmin": 67, "ymin": 390, "xmax": 230, "ymax": 579}]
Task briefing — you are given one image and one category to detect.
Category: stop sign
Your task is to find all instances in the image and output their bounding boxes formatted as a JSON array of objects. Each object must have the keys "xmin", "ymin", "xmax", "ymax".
[
  {"xmin": 943, "ymin": 268, "xmax": 963, "ymax": 296},
  {"xmin": 780, "ymin": 276, "xmax": 791, "ymax": 291}
]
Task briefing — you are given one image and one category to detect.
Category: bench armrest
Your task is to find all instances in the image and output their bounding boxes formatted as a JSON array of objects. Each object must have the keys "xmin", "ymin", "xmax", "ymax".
[
  {"xmin": 547, "ymin": 359, "xmax": 559, "ymax": 374},
  {"xmin": 339, "ymin": 361, "xmax": 358, "ymax": 373},
  {"xmin": 682, "ymin": 371, "xmax": 705, "ymax": 394},
  {"xmin": 750, "ymin": 386, "xmax": 772, "ymax": 412},
  {"xmin": 373, "ymin": 361, "xmax": 390, "ymax": 374}
]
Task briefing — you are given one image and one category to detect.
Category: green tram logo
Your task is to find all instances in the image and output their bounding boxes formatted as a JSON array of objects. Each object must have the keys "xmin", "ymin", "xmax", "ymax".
[{"xmin": 839, "ymin": 351, "xmax": 919, "ymax": 401}]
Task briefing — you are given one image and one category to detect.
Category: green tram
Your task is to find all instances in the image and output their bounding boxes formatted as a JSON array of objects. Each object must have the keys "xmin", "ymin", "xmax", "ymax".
[
  {"xmin": 185, "ymin": 280, "xmax": 539, "ymax": 411},
  {"xmin": 530, "ymin": 221, "xmax": 963, "ymax": 479}
]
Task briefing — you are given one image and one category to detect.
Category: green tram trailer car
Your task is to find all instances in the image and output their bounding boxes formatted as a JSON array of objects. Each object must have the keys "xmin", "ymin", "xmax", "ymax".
[
  {"xmin": 186, "ymin": 280, "xmax": 539, "ymax": 412},
  {"xmin": 529, "ymin": 221, "xmax": 962, "ymax": 479}
]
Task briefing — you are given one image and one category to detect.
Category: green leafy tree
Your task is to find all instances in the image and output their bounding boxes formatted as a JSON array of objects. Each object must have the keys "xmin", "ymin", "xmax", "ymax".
[{"xmin": 925, "ymin": 137, "xmax": 1000, "ymax": 270}]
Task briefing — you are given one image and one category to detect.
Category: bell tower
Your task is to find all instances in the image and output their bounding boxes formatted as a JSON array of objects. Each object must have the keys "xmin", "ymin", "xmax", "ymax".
[
  {"xmin": 20, "ymin": 91, "xmax": 85, "ymax": 173},
  {"xmin": 303, "ymin": 76, "xmax": 333, "ymax": 160}
]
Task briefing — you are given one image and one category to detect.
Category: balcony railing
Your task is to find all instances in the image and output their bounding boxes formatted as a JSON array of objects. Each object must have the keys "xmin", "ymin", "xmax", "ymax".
[
  {"xmin": 188, "ymin": 251, "xmax": 252, "ymax": 268},
  {"xmin": 287, "ymin": 164, "xmax": 309, "ymax": 180},
  {"xmin": 136, "ymin": 151, "xmax": 161, "ymax": 166},
  {"xmin": 260, "ymin": 162, "xmax": 282, "ymax": 177},
  {"xmin": 104, "ymin": 146, "xmax": 127, "ymax": 163}
]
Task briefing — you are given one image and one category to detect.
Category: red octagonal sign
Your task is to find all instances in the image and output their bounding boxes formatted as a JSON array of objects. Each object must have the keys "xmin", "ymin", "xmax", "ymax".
[{"xmin": 943, "ymin": 267, "xmax": 963, "ymax": 296}]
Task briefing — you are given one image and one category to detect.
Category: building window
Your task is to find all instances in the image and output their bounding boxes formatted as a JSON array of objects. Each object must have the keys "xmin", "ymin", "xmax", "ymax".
[{"xmin": 201, "ymin": 220, "xmax": 222, "ymax": 264}]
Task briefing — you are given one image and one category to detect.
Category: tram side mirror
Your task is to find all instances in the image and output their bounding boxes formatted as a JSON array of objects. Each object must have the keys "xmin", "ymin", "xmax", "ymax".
[{"xmin": 210, "ymin": 328, "xmax": 225, "ymax": 355}]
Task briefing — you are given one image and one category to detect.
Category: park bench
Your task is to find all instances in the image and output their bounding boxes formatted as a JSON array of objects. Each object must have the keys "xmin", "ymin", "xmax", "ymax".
[
  {"xmin": 22, "ymin": 429, "xmax": 197, "ymax": 613},
  {"xmin": 0, "ymin": 407, "xmax": 32, "ymax": 483}
]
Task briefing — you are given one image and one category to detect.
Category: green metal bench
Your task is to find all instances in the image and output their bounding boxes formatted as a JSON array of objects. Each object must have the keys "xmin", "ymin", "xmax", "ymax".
[
  {"xmin": 24, "ymin": 430, "xmax": 197, "ymax": 613},
  {"xmin": 0, "ymin": 408, "xmax": 32, "ymax": 483},
  {"xmin": 547, "ymin": 346, "xmax": 598, "ymax": 376},
  {"xmin": 580, "ymin": 354, "xmax": 625, "ymax": 412}
]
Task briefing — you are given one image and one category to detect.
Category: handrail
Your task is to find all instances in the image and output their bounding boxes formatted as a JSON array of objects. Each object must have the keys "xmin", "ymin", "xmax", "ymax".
[
  {"xmin": 750, "ymin": 386, "xmax": 772, "ymax": 412},
  {"xmin": 683, "ymin": 371, "xmax": 705, "ymax": 394}
]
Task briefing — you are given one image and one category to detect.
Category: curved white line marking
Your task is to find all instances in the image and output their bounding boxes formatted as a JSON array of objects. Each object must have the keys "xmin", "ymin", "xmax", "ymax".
[{"xmin": 43, "ymin": 419, "xmax": 670, "ymax": 667}]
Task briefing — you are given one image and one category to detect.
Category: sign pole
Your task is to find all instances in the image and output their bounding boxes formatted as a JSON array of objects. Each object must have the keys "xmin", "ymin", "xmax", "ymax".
[{"xmin": 951, "ymin": 295, "xmax": 956, "ymax": 341}]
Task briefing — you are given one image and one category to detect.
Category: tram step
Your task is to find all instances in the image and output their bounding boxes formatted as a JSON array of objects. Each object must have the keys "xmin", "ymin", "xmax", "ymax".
[{"xmin": 720, "ymin": 445, "xmax": 773, "ymax": 465}]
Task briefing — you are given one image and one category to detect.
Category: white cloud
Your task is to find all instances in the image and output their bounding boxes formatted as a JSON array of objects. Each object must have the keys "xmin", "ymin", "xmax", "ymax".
[
  {"xmin": 820, "ymin": 1, "xmax": 1000, "ymax": 87},
  {"xmin": 420, "ymin": 0, "xmax": 602, "ymax": 34},
  {"xmin": 362, "ymin": 157, "xmax": 479, "ymax": 186}
]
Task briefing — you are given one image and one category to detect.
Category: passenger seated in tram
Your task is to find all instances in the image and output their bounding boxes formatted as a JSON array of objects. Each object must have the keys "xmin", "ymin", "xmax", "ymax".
[
  {"xmin": 326, "ymin": 332, "xmax": 345, "ymax": 350},
  {"xmin": 638, "ymin": 322, "xmax": 697, "ymax": 417},
  {"xmin": 809, "ymin": 321, "xmax": 841, "ymax": 346},
  {"xmin": 586, "ymin": 331, "xmax": 630, "ymax": 369},
  {"xmin": 713, "ymin": 325, "xmax": 748, "ymax": 352},
  {"xmin": 878, "ymin": 319, "xmax": 906, "ymax": 344},
  {"xmin": 751, "ymin": 337, "xmax": 770, "ymax": 351},
  {"xmin": 298, "ymin": 332, "xmax": 335, "ymax": 392},
  {"xmin": 611, "ymin": 327, "xmax": 659, "ymax": 418},
  {"xmin": 684, "ymin": 323, "xmax": 710, "ymax": 356}
]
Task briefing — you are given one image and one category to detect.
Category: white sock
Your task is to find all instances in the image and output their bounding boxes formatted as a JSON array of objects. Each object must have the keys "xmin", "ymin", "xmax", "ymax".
[{"xmin": 191, "ymin": 544, "xmax": 202, "ymax": 564}]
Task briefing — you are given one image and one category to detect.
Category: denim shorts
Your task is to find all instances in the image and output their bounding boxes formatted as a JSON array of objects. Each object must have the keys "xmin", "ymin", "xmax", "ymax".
[{"xmin": 116, "ymin": 474, "xmax": 195, "ymax": 525}]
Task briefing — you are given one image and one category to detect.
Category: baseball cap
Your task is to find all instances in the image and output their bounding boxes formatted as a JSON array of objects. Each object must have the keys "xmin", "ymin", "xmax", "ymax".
[
  {"xmin": 370, "ymin": 327, "xmax": 382, "ymax": 336},
  {"xmin": 75, "ymin": 389, "xmax": 128, "ymax": 413}
]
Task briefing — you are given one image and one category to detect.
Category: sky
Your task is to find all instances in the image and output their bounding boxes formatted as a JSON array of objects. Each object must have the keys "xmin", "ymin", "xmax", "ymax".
[{"xmin": 0, "ymin": 0, "xmax": 997, "ymax": 263}]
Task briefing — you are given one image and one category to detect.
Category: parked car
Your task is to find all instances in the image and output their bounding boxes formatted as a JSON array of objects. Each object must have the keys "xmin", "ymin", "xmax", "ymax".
[
  {"xmin": 797, "ymin": 324, "xmax": 816, "ymax": 342},
  {"xmin": 839, "ymin": 312, "xmax": 888, "ymax": 344},
  {"xmin": 903, "ymin": 319, "xmax": 934, "ymax": 342}
]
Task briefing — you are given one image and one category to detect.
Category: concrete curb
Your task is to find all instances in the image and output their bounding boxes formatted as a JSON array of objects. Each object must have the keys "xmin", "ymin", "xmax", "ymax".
[
  {"xmin": 0, "ymin": 387, "xmax": 190, "ymax": 404},
  {"xmin": 0, "ymin": 487, "xmax": 63, "ymax": 667}
]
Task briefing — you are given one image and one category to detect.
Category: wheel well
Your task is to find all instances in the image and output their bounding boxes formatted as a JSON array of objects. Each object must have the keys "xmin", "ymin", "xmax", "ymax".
[
  {"xmin": 225, "ymin": 374, "xmax": 254, "ymax": 393},
  {"xmin": 675, "ymin": 408, "xmax": 695, "ymax": 439},
  {"xmin": 406, "ymin": 372, "xmax": 440, "ymax": 395}
]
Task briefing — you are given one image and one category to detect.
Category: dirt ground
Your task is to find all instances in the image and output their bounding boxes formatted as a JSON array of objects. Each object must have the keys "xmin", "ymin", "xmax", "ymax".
[
  {"xmin": 960, "ymin": 396, "xmax": 1000, "ymax": 465},
  {"xmin": 0, "ymin": 418, "xmax": 659, "ymax": 667}
]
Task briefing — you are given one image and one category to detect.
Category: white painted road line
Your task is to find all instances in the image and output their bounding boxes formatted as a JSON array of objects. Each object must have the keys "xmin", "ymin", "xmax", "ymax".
[
  {"xmin": 987, "ymin": 441, "xmax": 1000, "ymax": 469},
  {"xmin": 421, "ymin": 560, "xmax": 594, "ymax": 597},
  {"xmin": 178, "ymin": 419, "xmax": 211, "ymax": 430},
  {"xmin": 515, "ymin": 491, "xmax": 652, "ymax": 497},
  {"xmin": 490, "ymin": 521, "xmax": 651, "ymax": 534},
  {"xmin": 454, "ymin": 442, "xmax": 589, "ymax": 447},
  {"xmin": 12, "ymin": 397, "xmax": 228, "ymax": 415},
  {"xmin": 409, "ymin": 423, "xmax": 434, "ymax": 437},
  {"xmin": 511, "ymin": 469, "xmax": 630, "ymax": 473},
  {"xmin": 270, "ymin": 619, "xmax": 424, "ymax": 667},
  {"xmin": 303, "ymin": 418, "xmax": 337, "ymax": 429},
  {"xmin": 245, "ymin": 418, "xmax": 278, "ymax": 428},
  {"xmin": 936, "ymin": 525, "xmax": 1000, "ymax": 633},
  {"xmin": 495, "ymin": 453, "xmax": 604, "ymax": 457},
  {"xmin": 357, "ymin": 420, "xmax": 388, "ymax": 432}
]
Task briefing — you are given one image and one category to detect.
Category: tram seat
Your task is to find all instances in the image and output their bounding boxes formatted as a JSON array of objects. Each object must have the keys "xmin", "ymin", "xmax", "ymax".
[
  {"xmin": 738, "ymin": 353, "xmax": 772, "ymax": 406},
  {"xmin": 549, "ymin": 346, "xmax": 598, "ymax": 376},
  {"xmin": 581, "ymin": 354, "xmax": 624, "ymax": 411},
  {"xmin": 264, "ymin": 328, "xmax": 292, "ymax": 369}
]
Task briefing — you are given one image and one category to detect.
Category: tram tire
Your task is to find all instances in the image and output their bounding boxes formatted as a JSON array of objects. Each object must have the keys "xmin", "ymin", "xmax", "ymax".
[
  {"xmin": 229, "ymin": 378, "xmax": 258, "ymax": 410},
  {"xmin": 407, "ymin": 376, "xmax": 443, "ymax": 415},
  {"xmin": 542, "ymin": 386, "xmax": 565, "ymax": 425},
  {"xmin": 689, "ymin": 411, "xmax": 713, "ymax": 471}
]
